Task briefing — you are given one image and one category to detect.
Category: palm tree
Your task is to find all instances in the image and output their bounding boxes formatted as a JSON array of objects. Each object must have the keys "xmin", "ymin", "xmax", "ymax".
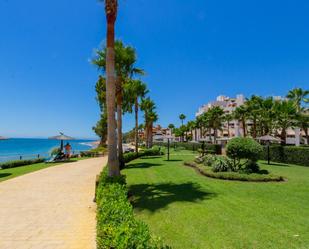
[
  {"xmin": 187, "ymin": 121, "xmax": 196, "ymax": 141},
  {"xmin": 195, "ymin": 115, "xmax": 204, "ymax": 140},
  {"xmin": 207, "ymin": 106, "xmax": 225, "ymax": 143},
  {"xmin": 245, "ymin": 95, "xmax": 264, "ymax": 138},
  {"xmin": 199, "ymin": 112, "xmax": 211, "ymax": 141},
  {"xmin": 273, "ymin": 100, "xmax": 297, "ymax": 145},
  {"xmin": 224, "ymin": 113, "xmax": 233, "ymax": 138},
  {"xmin": 93, "ymin": 41, "xmax": 144, "ymax": 167},
  {"xmin": 179, "ymin": 114, "xmax": 186, "ymax": 126},
  {"xmin": 147, "ymin": 111, "xmax": 158, "ymax": 147},
  {"xmin": 125, "ymin": 80, "xmax": 148, "ymax": 155},
  {"xmin": 233, "ymin": 105, "xmax": 248, "ymax": 137},
  {"xmin": 168, "ymin": 124, "xmax": 175, "ymax": 137},
  {"xmin": 259, "ymin": 97, "xmax": 276, "ymax": 136},
  {"xmin": 168, "ymin": 123, "xmax": 175, "ymax": 131},
  {"xmin": 93, "ymin": 76, "xmax": 108, "ymax": 146},
  {"xmin": 297, "ymin": 113, "xmax": 309, "ymax": 144},
  {"xmin": 141, "ymin": 98, "xmax": 156, "ymax": 148},
  {"xmin": 103, "ymin": 0, "xmax": 119, "ymax": 176},
  {"xmin": 287, "ymin": 87, "xmax": 309, "ymax": 112}
]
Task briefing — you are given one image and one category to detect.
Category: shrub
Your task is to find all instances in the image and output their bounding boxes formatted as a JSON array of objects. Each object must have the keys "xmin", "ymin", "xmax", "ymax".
[
  {"xmin": 51, "ymin": 147, "xmax": 61, "ymax": 156},
  {"xmin": 154, "ymin": 142, "xmax": 222, "ymax": 154},
  {"xmin": 260, "ymin": 145, "xmax": 309, "ymax": 166},
  {"xmin": 212, "ymin": 156, "xmax": 234, "ymax": 172},
  {"xmin": 123, "ymin": 146, "xmax": 164, "ymax": 164},
  {"xmin": 203, "ymin": 154, "xmax": 217, "ymax": 167},
  {"xmin": 143, "ymin": 146, "xmax": 163, "ymax": 156},
  {"xmin": 244, "ymin": 160, "xmax": 260, "ymax": 173},
  {"xmin": 184, "ymin": 161, "xmax": 284, "ymax": 182},
  {"xmin": 194, "ymin": 156, "xmax": 204, "ymax": 164},
  {"xmin": 90, "ymin": 146, "xmax": 107, "ymax": 154},
  {"xmin": 96, "ymin": 168, "xmax": 169, "ymax": 249},
  {"xmin": 0, "ymin": 159, "xmax": 45, "ymax": 169},
  {"xmin": 227, "ymin": 137, "xmax": 263, "ymax": 170}
]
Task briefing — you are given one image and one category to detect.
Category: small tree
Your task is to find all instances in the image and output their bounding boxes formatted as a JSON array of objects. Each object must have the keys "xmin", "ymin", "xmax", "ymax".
[{"xmin": 226, "ymin": 137, "xmax": 263, "ymax": 172}]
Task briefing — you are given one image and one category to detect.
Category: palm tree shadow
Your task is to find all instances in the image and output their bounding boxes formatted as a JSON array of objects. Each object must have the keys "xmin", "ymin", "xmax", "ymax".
[
  {"xmin": 126, "ymin": 162, "xmax": 163, "ymax": 169},
  {"xmin": 269, "ymin": 163, "xmax": 290, "ymax": 167},
  {"xmin": 129, "ymin": 182, "xmax": 216, "ymax": 212},
  {"xmin": 0, "ymin": 173, "xmax": 12, "ymax": 178}
]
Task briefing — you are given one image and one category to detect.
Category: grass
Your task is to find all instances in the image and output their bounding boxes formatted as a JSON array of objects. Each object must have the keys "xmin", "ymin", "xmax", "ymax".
[
  {"xmin": 123, "ymin": 150, "xmax": 309, "ymax": 249},
  {"xmin": 0, "ymin": 157, "xmax": 86, "ymax": 182}
]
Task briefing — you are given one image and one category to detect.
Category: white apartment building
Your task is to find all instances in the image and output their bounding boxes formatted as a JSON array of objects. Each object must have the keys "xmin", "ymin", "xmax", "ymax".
[
  {"xmin": 194, "ymin": 94, "xmax": 246, "ymax": 142},
  {"xmin": 194, "ymin": 94, "xmax": 307, "ymax": 145}
]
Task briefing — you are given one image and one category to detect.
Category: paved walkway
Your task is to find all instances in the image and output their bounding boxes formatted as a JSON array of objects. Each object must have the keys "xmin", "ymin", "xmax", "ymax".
[{"xmin": 0, "ymin": 157, "xmax": 107, "ymax": 249}]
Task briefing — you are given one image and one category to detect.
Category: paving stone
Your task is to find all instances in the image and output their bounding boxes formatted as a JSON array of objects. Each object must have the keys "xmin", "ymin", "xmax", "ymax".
[{"xmin": 0, "ymin": 157, "xmax": 106, "ymax": 249}]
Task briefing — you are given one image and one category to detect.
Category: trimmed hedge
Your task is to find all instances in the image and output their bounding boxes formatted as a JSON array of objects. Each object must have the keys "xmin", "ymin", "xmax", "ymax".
[
  {"xmin": 0, "ymin": 159, "xmax": 45, "ymax": 169},
  {"xmin": 154, "ymin": 142, "xmax": 221, "ymax": 154},
  {"xmin": 124, "ymin": 146, "xmax": 164, "ymax": 164},
  {"xmin": 184, "ymin": 161, "xmax": 284, "ymax": 182},
  {"xmin": 260, "ymin": 145, "xmax": 309, "ymax": 166},
  {"xmin": 96, "ymin": 168, "xmax": 169, "ymax": 249}
]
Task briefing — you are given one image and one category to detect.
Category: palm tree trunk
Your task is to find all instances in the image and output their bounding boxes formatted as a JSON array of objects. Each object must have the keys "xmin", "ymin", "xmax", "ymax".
[
  {"xmin": 227, "ymin": 120, "xmax": 230, "ymax": 137},
  {"xmin": 149, "ymin": 122, "xmax": 153, "ymax": 148},
  {"xmin": 305, "ymin": 129, "xmax": 309, "ymax": 145},
  {"xmin": 281, "ymin": 129, "xmax": 287, "ymax": 145},
  {"xmin": 105, "ymin": 9, "xmax": 119, "ymax": 176},
  {"xmin": 144, "ymin": 122, "xmax": 148, "ymax": 148},
  {"xmin": 242, "ymin": 119, "xmax": 247, "ymax": 137},
  {"xmin": 253, "ymin": 118, "xmax": 257, "ymax": 138},
  {"xmin": 134, "ymin": 99, "xmax": 139, "ymax": 155},
  {"xmin": 116, "ymin": 82, "xmax": 124, "ymax": 169},
  {"xmin": 215, "ymin": 128, "xmax": 218, "ymax": 144}
]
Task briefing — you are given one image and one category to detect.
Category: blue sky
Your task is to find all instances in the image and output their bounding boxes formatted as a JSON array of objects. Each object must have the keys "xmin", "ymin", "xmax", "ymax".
[{"xmin": 0, "ymin": 0, "xmax": 308, "ymax": 138}]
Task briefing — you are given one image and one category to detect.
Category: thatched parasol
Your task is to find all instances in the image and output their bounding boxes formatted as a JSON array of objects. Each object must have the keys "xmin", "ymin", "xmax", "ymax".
[{"xmin": 49, "ymin": 132, "xmax": 74, "ymax": 151}]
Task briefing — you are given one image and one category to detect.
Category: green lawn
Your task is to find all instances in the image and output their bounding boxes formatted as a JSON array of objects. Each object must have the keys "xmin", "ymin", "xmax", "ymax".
[
  {"xmin": 0, "ymin": 157, "xmax": 84, "ymax": 182},
  {"xmin": 123, "ymin": 150, "xmax": 309, "ymax": 249}
]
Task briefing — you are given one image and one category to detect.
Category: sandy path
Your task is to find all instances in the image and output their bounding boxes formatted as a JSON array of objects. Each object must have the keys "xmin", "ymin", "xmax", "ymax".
[{"xmin": 0, "ymin": 157, "xmax": 106, "ymax": 249}]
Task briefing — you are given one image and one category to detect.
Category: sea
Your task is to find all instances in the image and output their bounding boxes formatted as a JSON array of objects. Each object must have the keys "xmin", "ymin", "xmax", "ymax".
[{"xmin": 0, "ymin": 138, "xmax": 95, "ymax": 163}]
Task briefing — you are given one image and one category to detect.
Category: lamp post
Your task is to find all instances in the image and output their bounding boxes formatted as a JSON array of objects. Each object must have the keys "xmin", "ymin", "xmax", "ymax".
[
  {"xmin": 166, "ymin": 135, "xmax": 173, "ymax": 161},
  {"xmin": 257, "ymin": 135, "xmax": 280, "ymax": 165},
  {"xmin": 266, "ymin": 140, "xmax": 270, "ymax": 165}
]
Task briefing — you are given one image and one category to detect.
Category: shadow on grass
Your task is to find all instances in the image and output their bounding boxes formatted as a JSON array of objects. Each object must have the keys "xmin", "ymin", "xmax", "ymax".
[
  {"xmin": 264, "ymin": 162, "xmax": 290, "ymax": 167},
  {"xmin": 0, "ymin": 173, "xmax": 12, "ymax": 178},
  {"xmin": 129, "ymin": 182, "xmax": 216, "ymax": 212},
  {"xmin": 139, "ymin": 156, "xmax": 163, "ymax": 160},
  {"xmin": 126, "ymin": 162, "xmax": 164, "ymax": 169}
]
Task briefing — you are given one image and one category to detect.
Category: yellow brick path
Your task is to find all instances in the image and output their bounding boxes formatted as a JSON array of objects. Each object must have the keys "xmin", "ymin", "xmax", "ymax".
[{"xmin": 0, "ymin": 157, "xmax": 106, "ymax": 249}]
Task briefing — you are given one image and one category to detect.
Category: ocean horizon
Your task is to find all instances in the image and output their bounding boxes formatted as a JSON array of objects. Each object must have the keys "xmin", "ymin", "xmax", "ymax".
[{"xmin": 0, "ymin": 138, "xmax": 95, "ymax": 163}]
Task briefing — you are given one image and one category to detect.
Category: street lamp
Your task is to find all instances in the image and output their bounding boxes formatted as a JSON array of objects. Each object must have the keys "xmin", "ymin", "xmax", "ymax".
[
  {"xmin": 165, "ymin": 135, "xmax": 173, "ymax": 161},
  {"xmin": 257, "ymin": 135, "xmax": 280, "ymax": 165}
]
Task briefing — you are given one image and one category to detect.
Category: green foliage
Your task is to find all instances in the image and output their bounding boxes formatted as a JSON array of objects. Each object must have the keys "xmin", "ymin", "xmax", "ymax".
[
  {"xmin": 194, "ymin": 156, "xmax": 204, "ymax": 164},
  {"xmin": 244, "ymin": 160, "xmax": 260, "ymax": 173},
  {"xmin": 123, "ymin": 146, "xmax": 163, "ymax": 164},
  {"xmin": 227, "ymin": 137, "xmax": 263, "ymax": 169},
  {"xmin": 90, "ymin": 146, "xmax": 107, "ymax": 154},
  {"xmin": 0, "ymin": 159, "xmax": 45, "ymax": 169},
  {"xmin": 51, "ymin": 147, "xmax": 61, "ymax": 156},
  {"xmin": 96, "ymin": 168, "xmax": 169, "ymax": 249},
  {"xmin": 211, "ymin": 156, "xmax": 234, "ymax": 172},
  {"xmin": 260, "ymin": 145, "xmax": 309, "ymax": 166},
  {"xmin": 154, "ymin": 142, "xmax": 221, "ymax": 155},
  {"xmin": 184, "ymin": 161, "xmax": 283, "ymax": 182},
  {"xmin": 203, "ymin": 154, "xmax": 217, "ymax": 166}
]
